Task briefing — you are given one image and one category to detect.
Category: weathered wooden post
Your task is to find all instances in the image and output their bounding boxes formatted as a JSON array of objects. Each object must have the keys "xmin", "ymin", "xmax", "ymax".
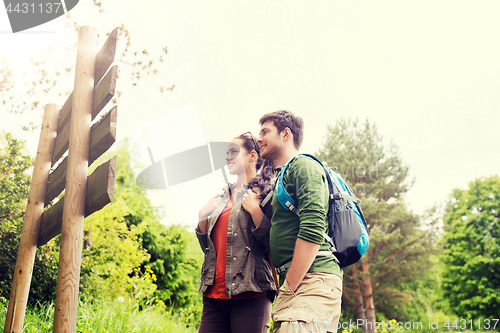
[
  {"xmin": 3, "ymin": 25, "xmax": 119, "ymax": 333},
  {"xmin": 3, "ymin": 104, "xmax": 60, "ymax": 333},
  {"xmin": 52, "ymin": 25, "xmax": 97, "ymax": 333}
]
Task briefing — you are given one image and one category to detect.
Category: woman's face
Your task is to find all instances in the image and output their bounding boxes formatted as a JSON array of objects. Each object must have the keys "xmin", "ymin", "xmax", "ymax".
[{"xmin": 226, "ymin": 138, "xmax": 252, "ymax": 176}]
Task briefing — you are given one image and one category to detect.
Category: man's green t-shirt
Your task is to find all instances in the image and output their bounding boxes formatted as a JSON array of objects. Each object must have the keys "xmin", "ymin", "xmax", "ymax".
[{"xmin": 269, "ymin": 155, "xmax": 343, "ymax": 286}]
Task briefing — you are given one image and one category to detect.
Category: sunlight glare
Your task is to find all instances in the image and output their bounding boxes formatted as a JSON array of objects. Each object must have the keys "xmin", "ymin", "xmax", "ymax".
[{"xmin": 0, "ymin": 27, "xmax": 75, "ymax": 64}]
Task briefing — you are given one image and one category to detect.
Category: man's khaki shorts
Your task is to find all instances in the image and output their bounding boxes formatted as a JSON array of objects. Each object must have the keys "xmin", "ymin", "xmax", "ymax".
[{"xmin": 272, "ymin": 272, "xmax": 342, "ymax": 333}]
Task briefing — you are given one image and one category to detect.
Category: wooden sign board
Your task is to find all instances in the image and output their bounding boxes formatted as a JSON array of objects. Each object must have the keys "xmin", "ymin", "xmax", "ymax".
[
  {"xmin": 38, "ymin": 156, "xmax": 117, "ymax": 246},
  {"xmin": 3, "ymin": 26, "xmax": 120, "ymax": 333}
]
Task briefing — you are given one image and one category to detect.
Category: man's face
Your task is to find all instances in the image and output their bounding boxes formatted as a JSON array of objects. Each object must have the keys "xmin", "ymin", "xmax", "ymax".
[{"xmin": 258, "ymin": 120, "xmax": 283, "ymax": 162}]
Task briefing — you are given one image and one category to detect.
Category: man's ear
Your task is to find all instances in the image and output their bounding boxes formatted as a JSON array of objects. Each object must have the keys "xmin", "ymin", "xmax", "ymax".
[{"xmin": 282, "ymin": 127, "xmax": 293, "ymax": 142}]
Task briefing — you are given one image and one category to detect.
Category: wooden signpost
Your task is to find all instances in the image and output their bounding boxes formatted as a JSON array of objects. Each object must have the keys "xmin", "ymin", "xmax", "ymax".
[{"xmin": 3, "ymin": 26, "xmax": 119, "ymax": 333}]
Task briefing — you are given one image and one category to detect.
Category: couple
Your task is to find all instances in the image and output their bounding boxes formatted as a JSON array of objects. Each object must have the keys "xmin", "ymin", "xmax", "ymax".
[{"xmin": 195, "ymin": 110, "xmax": 343, "ymax": 333}]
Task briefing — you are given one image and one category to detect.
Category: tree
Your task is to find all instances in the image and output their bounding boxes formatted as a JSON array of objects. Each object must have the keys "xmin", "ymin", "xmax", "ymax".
[
  {"xmin": 0, "ymin": 133, "xmax": 33, "ymax": 222},
  {"xmin": 0, "ymin": 132, "xmax": 59, "ymax": 304},
  {"xmin": 440, "ymin": 175, "xmax": 500, "ymax": 318},
  {"xmin": 142, "ymin": 222, "xmax": 203, "ymax": 309},
  {"xmin": 316, "ymin": 119, "xmax": 438, "ymax": 333}
]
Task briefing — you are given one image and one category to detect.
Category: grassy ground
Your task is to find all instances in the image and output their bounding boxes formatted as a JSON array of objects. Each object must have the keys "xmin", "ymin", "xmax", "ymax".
[
  {"xmin": 0, "ymin": 298, "xmax": 198, "ymax": 333},
  {"xmin": 4, "ymin": 299, "xmax": 494, "ymax": 333}
]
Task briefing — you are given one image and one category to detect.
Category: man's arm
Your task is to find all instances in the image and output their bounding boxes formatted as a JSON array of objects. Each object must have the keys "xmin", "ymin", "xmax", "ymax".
[
  {"xmin": 285, "ymin": 156, "xmax": 329, "ymax": 291},
  {"xmin": 285, "ymin": 238, "xmax": 319, "ymax": 292}
]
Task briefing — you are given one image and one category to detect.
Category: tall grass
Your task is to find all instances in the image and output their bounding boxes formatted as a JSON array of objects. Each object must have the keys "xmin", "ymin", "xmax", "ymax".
[{"xmin": 0, "ymin": 298, "xmax": 198, "ymax": 333}]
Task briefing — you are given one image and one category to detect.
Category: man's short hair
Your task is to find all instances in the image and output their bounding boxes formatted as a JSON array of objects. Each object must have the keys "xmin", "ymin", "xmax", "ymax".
[{"xmin": 259, "ymin": 110, "xmax": 304, "ymax": 150}]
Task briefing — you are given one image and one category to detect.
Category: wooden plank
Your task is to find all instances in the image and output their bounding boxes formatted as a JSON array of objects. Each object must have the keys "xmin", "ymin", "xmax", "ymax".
[
  {"xmin": 55, "ymin": 28, "xmax": 118, "ymax": 135},
  {"xmin": 54, "ymin": 26, "xmax": 97, "ymax": 333},
  {"xmin": 38, "ymin": 156, "xmax": 117, "ymax": 247},
  {"xmin": 86, "ymin": 156, "xmax": 117, "ymax": 216},
  {"xmin": 56, "ymin": 92, "xmax": 73, "ymax": 134},
  {"xmin": 45, "ymin": 158, "xmax": 68, "ymax": 206},
  {"xmin": 92, "ymin": 65, "xmax": 117, "ymax": 120},
  {"xmin": 38, "ymin": 196, "xmax": 65, "ymax": 247},
  {"xmin": 52, "ymin": 66, "xmax": 117, "ymax": 165},
  {"xmin": 52, "ymin": 119, "xmax": 70, "ymax": 165},
  {"xmin": 3, "ymin": 104, "xmax": 60, "ymax": 333},
  {"xmin": 89, "ymin": 105, "xmax": 117, "ymax": 165},
  {"xmin": 95, "ymin": 28, "xmax": 118, "ymax": 86},
  {"xmin": 45, "ymin": 107, "xmax": 117, "ymax": 206},
  {"xmin": 52, "ymin": 28, "xmax": 118, "ymax": 144}
]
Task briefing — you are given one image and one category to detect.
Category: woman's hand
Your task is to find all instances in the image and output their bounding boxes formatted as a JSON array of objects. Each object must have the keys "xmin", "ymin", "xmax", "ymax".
[
  {"xmin": 242, "ymin": 189, "xmax": 264, "ymax": 226},
  {"xmin": 198, "ymin": 192, "xmax": 224, "ymax": 233}
]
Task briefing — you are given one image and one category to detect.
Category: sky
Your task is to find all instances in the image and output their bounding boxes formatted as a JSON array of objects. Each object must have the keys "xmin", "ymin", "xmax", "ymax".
[{"xmin": 1, "ymin": 1, "xmax": 500, "ymax": 228}]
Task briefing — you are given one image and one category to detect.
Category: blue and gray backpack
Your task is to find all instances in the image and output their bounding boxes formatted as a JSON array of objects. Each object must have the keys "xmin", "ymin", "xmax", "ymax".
[{"xmin": 264, "ymin": 154, "xmax": 369, "ymax": 269}]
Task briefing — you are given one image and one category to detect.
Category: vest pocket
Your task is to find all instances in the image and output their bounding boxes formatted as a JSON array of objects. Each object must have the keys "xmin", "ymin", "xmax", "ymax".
[{"xmin": 232, "ymin": 247, "xmax": 251, "ymax": 280}]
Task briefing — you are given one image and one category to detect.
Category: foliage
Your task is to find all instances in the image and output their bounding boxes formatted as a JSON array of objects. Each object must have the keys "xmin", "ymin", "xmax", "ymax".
[
  {"xmin": 142, "ymin": 222, "xmax": 203, "ymax": 310},
  {"xmin": 0, "ymin": 132, "xmax": 59, "ymax": 304},
  {"xmin": 375, "ymin": 319, "xmax": 401, "ymax": 333},
  {"xmin": 80, "ymin": 142, "xmax": 157, "ymax": 305},
  {"xmin": 0, "ymin": 132, "xmax": 33, "ymax": 221},
  {"xmin": 362, "ymin": 203, "xmax": 438, "ymax": 319},
  {"xmin": 316, "ymin": 119, "xmax": 412, "ymax": 200},
  {"xmin": 316, "ymin": 119, "xmax": 439, "ymax": 327},
  {"xmin": 440, "ymin": 175, "xmax": 500, "ymax": 318},
  {"xmin": 391, "ymin": 253, "xmax": 441, "ymax": 328},
  {"xmin": 79, "ymin": 198, "xmax": 155, "ymax": 306}
]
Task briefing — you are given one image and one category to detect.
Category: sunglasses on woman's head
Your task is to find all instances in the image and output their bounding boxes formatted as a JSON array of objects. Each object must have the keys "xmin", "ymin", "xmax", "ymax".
[{"xmin": 239, "ymin": 131, "xmax": 258, "ymax": 152}]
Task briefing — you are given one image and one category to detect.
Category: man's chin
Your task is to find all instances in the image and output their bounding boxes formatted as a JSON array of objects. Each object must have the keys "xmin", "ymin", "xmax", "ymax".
[{"xmin": 261, "ymin": 151, "xmax": 273, "ymax": 162}]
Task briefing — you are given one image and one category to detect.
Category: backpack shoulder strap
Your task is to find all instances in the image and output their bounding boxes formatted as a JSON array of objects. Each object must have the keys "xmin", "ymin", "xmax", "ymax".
[
  {"xmin": 274, "ymin": 155, "xmax": 302, "ymax": 215},
  {"xmin": 260, "ymin": 176, "xmax": 276, "ymax": 208},
  {"xmin": 274, "ymin": 154, "xmax": 324, "ymax": 215}
]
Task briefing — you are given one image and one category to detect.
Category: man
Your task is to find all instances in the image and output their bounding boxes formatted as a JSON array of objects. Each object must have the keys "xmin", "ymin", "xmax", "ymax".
[{"xmin": 257, "ymin": 110, "xmax": 342, "ymax": 333}]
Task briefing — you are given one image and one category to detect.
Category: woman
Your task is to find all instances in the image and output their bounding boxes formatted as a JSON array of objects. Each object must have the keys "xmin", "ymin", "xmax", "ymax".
[{"xmin": 195, "ymin": 132, "xmax": 276, "ymax": 333}]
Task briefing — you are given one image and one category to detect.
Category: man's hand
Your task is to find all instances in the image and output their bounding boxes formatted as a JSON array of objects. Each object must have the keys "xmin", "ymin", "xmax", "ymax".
[{"xmin": 285, "ymin": 238, "xmax": 320, "ymax": 292}]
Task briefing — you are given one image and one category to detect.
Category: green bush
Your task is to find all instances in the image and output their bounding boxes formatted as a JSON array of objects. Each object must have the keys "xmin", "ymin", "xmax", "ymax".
[{"xmin": 0, "ymin": 133, "xmax": 59, "ymax": 305}]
